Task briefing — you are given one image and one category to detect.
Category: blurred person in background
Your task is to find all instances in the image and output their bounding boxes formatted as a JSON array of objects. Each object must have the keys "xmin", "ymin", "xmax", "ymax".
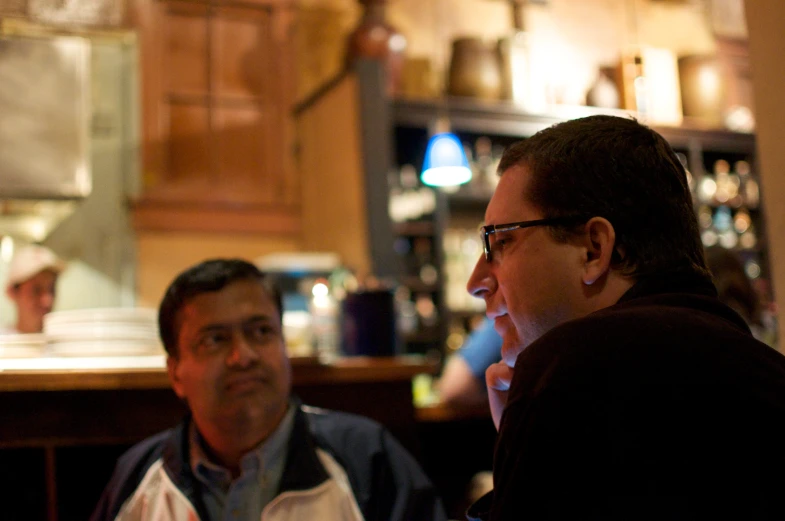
[
  {"xmin": 436, "ymin": 318, "xmax": 502, "ymax": 511},
  {"xmin": 438, "ymin": 318, "xmax": 501, "ymax": 408},
  {"xmin": 3, "ymin": 244, "xmax": 65, "ymax": 334},
  {"xmin": 91, "ymin": 258, "xmax": 446, "ymax": 521},
  {"xmin": 705, "ymin": 246, "xmax": 776, "ymax": 346}
]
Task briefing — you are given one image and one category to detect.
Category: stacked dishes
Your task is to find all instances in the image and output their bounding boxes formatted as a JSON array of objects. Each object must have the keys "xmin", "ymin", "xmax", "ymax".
[
  {"xmin": 0, "ymin": 333, "xmax": 48, "ymax": 358},
  {"xmin": 44, "ymin": 308, "xmax": 163, "ymax": 357}
]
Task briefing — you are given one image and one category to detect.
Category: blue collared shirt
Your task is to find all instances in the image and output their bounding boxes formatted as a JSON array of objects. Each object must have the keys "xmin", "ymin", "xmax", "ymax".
[{"xmin": 190, "ymin": 404, "xmax": 296, "ymax": 521}]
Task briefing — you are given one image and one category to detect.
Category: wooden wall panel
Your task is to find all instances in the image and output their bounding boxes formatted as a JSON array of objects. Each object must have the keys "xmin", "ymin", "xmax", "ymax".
[
  {"xmin": 214, "ymin": 105, "xmax": 272, "ymax": 195},
  {"xmin": 297, "ymin": 73, "xmax": 372, "ymax": 278},
  {"xmin": 163, "ymin": 5, "xmax": 208, "ymax": 95},
  {"xmin": 213, "ymin": 7, "xmax": 271, "ymax": 100},
  {"xmin": 271, "ymin": 7, "xmax": 299, "ymax": 207},
  {"xmin": 132, "ymin": 0, "xmax": 300, "ymax": 234},
  {"xmin": 167, "ymin": 102, "xmax": 210, "ymax": 185}
]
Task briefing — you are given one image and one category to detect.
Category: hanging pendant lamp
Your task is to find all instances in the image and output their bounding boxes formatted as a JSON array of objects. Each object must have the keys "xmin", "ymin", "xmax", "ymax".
[{"xmin": 420, "ymin": 132, "xmax": 472, "ymax": 187}]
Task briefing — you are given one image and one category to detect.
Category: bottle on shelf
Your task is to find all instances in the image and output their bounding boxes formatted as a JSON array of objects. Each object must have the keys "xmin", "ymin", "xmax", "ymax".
[
  {"xmin": 498, "ymin": 0, "xmax": 541, "ymax": 111},
  {"xmin": 346, "ymin": 0, "xmax": 407, "ymax": 97},
  {"xmin": 309, "ymin": 278, "xmax": 340, "ymax": 362},
  {"xmin": 473, "ymin": 136, "xmax": 494, "ymax": 191},
  {"xmin": 713, "ymin": 159, "xmax": 732, "ymax": 205},
  {"xmin": 697, "ymin": 205, "xmax": 714, "ymax": 230},
  {"xmin": 735, "ymin": 160, "xmax": 760, "ymax": 209},
  {"xmin": 389, "ymin": 164, "xmax": 437, "ymax": 223},
  {"xmin": 713, "ymin": 205, "xmax": 738, "ymax": 249},
  {"xmin": 697, "ymin": 171, "xmax": 717, "ymax": 205}
]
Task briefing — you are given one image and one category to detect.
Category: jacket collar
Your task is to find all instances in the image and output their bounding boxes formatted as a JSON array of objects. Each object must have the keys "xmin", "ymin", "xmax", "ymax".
[
  {"xmin": 276, "ymin": 398, "xmax": 331, "ymax": 493},
  {"xmin": 617, "ymin": 269, "xmax": 717, "ymax": 304},
  {"xmin": 160, "ymin": 397, "xmax": 331, "ymax": 515}
]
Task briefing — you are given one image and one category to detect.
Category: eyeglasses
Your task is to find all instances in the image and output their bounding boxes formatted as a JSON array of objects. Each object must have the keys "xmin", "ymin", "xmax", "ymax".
[{"xmin": 480, "ymin": 216, "xmax": 588, "ymax": 262}]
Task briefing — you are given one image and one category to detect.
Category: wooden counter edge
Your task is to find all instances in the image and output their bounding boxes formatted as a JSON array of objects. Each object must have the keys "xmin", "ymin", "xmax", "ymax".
[
  {"xmin": 0, "ymin": 355, "xmax": 440, "ymax": 392},
  {"xmin": 415, "ymin": 402, "xmax": 492, "ymax": 423}
]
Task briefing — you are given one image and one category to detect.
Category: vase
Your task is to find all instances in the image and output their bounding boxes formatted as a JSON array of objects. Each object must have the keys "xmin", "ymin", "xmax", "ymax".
[{"xmin": 346, "ymin": 0, "xmax": 407, "ymax": 96}]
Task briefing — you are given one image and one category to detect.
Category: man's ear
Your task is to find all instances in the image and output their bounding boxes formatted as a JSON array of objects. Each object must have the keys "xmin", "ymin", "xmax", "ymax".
[
  {"xmin": 166, "ymin": 355, "xmax": 186, "ymax": 400},
  {"xmin": 582, "ymin": 217, "xmax": 617, "ymax": 286}
]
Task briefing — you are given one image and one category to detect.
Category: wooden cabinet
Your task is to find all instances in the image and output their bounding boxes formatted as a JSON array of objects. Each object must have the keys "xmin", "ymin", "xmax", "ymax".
[{"xmin": 130, "ymin": 0, "xmax": 300, "ymax": 234}]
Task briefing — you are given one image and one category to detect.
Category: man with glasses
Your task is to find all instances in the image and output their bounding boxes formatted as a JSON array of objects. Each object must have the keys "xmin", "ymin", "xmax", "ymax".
[{"xmin": 466, "ymin": 115, "xmax": 785, "ymax": 520}]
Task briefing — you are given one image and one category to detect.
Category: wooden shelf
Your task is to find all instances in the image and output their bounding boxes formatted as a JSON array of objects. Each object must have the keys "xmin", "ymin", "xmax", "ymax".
[
  {"xmin": 392, "ymin": 96, "xmax": 757, "ymax": 152},
  {"xmin": 448, "ymin": 309, "xmax": 486, "ymax": 319},
  {"xmin": 404, "ymin": 331, "xmax": 441, "ymax": 344},
  {"xmin": 446, "ymin": 188, "xmax": 494, "ymax": 214},
  {"xmin": 400, "ymin": 276, "xmax": 440, "ymax": 293},
  {"xmin": 394, "ymin": 221, "xmax": 436, "ymax": 236}
]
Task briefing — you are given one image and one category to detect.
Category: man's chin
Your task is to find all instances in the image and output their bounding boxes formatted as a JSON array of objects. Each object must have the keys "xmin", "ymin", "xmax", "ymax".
[{"xmin": 501, "ymin": 339, "xmax": 525, "ymax": 368}]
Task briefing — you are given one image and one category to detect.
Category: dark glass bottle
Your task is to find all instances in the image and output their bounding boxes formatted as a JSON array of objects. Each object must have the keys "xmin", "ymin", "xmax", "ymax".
[{"xmin": 346, "ymin": 0, "xmax": 407, "ymax": 96}]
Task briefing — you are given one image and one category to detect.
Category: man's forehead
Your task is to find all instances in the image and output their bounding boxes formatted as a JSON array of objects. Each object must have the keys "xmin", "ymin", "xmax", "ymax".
[
  {"xmin": 20, "ymin": 270, "xmax": 59, "ymax": 286},
  {"xmin": 484, "ymin": 165, "xmax": 534, "ymax": 223},
  {"xmin": 178, "ymin": 281, "xmax": 278, "ymax": 328}
]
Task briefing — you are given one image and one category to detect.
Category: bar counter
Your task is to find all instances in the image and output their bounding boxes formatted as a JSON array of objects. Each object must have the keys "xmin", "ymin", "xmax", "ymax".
[
  {"xmin": 0, "ymin": 354, "xmax": 441, "ymax": 521},
  {"xmin": 0, "ymin": 354, "xmax": 437, "ymax": 392},
  {"xmin": 0, "ymin": 354, "xmax": 438, "ymax": 447}
]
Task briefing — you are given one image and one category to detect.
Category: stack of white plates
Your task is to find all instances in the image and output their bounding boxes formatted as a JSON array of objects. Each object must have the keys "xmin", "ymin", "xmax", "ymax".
[
  {"xmin": 44, "ymin": 308, "xmax": 163, "ymax": 357},
  {"xmin": 0, "ymin": 333, "xmax": 47, "ymax": 358}
]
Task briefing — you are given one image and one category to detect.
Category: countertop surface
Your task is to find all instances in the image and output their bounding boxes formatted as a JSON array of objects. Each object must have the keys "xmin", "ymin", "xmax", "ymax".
[{"xmin": 0, "ymin": 354, "xmax": 439, "ymax": 392}]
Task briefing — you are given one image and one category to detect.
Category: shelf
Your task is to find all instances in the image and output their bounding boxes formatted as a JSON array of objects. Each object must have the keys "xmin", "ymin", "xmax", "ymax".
[
  {"xmin": 399, "ymin": 276, "xmax": 440, "ymax": 293},
  {"xmin": 393, "ymin": 221, "xmax": 435, "ymax": 236},
  {"xmin": 448, "ymin": 309, "xmax": 486, "ymax": 319},
  {"xmin": 696, "ymin": 202, "xmax": 762, "ymax": 212},
  {"xmin": 392, "ymin": 96, "xmax": 757, "ymax": 153},
  {"xmin": 404, "ymin": 331, "xmax": 441, "ymax": 344},
  {"xmin": 446, "ymin": 187, "xmax": 494, "ymax": 214}
]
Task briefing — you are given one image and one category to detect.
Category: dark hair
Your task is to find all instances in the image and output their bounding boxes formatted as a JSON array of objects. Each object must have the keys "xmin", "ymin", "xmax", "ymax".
[
  {"xmin": 158, "ymin": 258, "xmax": 283, "ymax": 357},
  {"xmin": 705, "ymin": 247, "xmax": 761, "ymax": 326},
  {"xmin": 497, "ymin": 115, "xmax": 709, "ymax": 279}
]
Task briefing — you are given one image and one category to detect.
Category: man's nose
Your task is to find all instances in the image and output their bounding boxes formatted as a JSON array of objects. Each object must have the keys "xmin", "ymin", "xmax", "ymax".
[
  {"xmin": 467, "ymin": 254, "xmax": 496, "ymax": 300},
  {"xmin": 226, "ymin": 333, "xmax": 260, "ymax": 367}
]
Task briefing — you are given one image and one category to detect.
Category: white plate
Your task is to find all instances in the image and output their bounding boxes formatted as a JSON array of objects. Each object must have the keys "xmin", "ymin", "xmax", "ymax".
[
  {"xmin": 47, "ymin": 340, "xmax": 164, "ymax": 357},
  {"xmin": 44, "ymin": 308, "xmax": 158, "ymax": 326},
  {"xmin": 44, "ymin": 324, "xmax": 158, "ymax": 338},
  {"xmin": 0, "ymin": 345, "xmax": 45, "ymax": 358},
  {"xmin": 0, "ymin": 333, "xmax": 48, "ymax": 345},
  {"xmin": 0, "ymin": 355, "xmax": 166, "ymax": 370}
]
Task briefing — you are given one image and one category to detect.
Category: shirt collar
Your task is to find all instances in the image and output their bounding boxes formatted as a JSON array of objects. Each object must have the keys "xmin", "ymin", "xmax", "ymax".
[{"xmin": 189, "ymin": 402, "xmax": 297, "ymax": 490}]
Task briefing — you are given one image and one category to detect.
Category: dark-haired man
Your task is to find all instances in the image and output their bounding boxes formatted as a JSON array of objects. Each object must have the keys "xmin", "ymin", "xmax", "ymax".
[
  {"xmin": 91, "ymin": 258, "xmax": 446, "ymax": 521},
  {"xmin": 466, "ymin": 115, "xmax": 785, "ymax": 520}
]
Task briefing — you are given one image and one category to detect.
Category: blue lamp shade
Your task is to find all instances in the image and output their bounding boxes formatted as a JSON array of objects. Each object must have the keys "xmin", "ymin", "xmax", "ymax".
[{"xmin": 420, "ymin": 132, "xmax": 472, "ymax": 187}]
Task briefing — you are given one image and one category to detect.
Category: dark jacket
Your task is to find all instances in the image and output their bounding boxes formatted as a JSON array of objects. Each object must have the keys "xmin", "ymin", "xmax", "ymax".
[
  {"xmin": 91, "ymin": 402, "xmax": 447, "ymax": 521},
  {"xmin": 469, "ymin": 272, "xmax": 785, "ymax": 520}
]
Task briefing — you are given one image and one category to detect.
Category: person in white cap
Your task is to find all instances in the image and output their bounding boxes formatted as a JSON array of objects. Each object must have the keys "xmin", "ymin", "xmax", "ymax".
[{"xmin": 5, "ymin": 244, "xmax": 65, "ymax": 334}]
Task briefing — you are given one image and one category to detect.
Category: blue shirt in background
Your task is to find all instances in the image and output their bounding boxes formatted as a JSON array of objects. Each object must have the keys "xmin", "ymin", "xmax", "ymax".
[{"xmin": 457, "ymin": 318, "xmax": 503, "ymax": 387}]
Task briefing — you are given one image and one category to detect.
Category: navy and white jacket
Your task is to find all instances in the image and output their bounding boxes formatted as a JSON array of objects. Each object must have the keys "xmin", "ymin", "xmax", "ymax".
[{"xmin": 90, "ymin": 403, "xmax": 447, "ymax": 521}]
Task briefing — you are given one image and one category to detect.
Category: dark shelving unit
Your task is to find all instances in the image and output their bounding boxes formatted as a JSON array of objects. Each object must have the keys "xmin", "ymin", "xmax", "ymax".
[{"xmin": 350, "ymin": 60, "xmax": 774, "ymax": 358}]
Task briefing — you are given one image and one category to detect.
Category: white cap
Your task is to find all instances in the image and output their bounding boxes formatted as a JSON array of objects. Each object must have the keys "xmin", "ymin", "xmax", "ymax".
[{"xmin": 6, "ymin": 245, "xmax": 66, "ymax": 289}]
